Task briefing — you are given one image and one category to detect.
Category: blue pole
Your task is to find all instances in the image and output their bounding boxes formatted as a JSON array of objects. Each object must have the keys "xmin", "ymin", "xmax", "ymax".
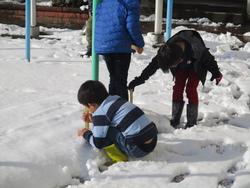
[
  {"xmin": 25, "ymin": 0, "xmax": 31, "ymax": 62},
  {"xmin": 165, "ymin": 0, "xmax": 173, "ymax": 41}
]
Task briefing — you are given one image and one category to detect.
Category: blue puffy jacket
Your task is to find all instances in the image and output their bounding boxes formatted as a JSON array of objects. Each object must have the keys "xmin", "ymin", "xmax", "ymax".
[{"xmin": 94, "ymin": 0, "xmax": 144, "ymax": 54}]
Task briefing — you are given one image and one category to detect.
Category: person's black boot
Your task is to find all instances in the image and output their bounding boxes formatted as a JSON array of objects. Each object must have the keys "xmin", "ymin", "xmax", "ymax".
[
  {"xmin": 170, "ymin": 101, "xmax": 185, "ymax": 128},
  {"xmin": 185, "ymin": 104, "xmax": 198, "ymax": 128}
]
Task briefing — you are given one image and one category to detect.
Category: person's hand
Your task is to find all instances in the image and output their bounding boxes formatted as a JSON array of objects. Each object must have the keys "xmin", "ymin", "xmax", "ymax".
[
  {"xmin": 210, "ymin": 73, "xmax": 223, "ymax": 85},
  {"xmin": 77, "ymin": 128, "xmax": 89, "ymax": 137},
  {"xmin": 136, "ymin": 47, "xmax": 144, "ymax": 54},
  {"xmin": 82, "ymin": 111, "xmax": 92, "ymax": 123},
  {"xmin": 128, "ymin": 77, "xmax": 144, "ymax": 90},
  {"xmin": 131, "ymin": 45, "xmax": 143, "ymax": 54}
]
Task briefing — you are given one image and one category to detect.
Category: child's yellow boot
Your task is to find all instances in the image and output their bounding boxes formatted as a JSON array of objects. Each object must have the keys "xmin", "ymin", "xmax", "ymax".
[{"xmin": 103, "ymin": 144, "xmax": 128, "ymax": 163}]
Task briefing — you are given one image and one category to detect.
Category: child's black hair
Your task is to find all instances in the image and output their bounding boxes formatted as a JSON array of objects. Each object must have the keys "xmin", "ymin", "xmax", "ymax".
[
  {"xmin": 77, "ymin": 80, "xmax": 109, "ymax": 106},
  {"xmin": 156, "ymin": 43, "xmax": 184, "ymax": 72}
]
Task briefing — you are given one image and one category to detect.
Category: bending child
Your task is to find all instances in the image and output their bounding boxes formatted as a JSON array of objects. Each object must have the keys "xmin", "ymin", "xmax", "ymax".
[
  {"xmin": 77, "ymin": 80, "xmax": 158, "ymax": 162},
  {"xmin": 128, "ymin": 30, "xmax": 223, "ymax": 129}
]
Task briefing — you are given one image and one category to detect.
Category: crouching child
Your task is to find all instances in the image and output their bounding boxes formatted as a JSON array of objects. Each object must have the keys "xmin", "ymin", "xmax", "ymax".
[{"xmin": 77, "ymin": 80, "xmax": 158, "ymax": 162}]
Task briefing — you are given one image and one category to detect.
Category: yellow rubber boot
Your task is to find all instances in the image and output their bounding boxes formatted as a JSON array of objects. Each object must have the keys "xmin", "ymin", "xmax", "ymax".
[{"xmin": 103, "ymin": 144, "xmax": 128, "ymax": 163}]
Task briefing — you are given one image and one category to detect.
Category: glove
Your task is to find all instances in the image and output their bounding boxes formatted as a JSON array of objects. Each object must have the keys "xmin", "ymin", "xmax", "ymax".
[
  {"xmin": 128, "ymin": 77, "xmax": 145, "ymax": 90},
  {"xmin": 210, "ymin": 73, "xmax": 223, "ymax": 85}
]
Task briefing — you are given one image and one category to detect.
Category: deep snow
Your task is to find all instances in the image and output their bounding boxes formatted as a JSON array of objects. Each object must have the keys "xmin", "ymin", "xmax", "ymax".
[{"xmin": 0, "ymin": 21, "xmax": 250, "ymax": 188}]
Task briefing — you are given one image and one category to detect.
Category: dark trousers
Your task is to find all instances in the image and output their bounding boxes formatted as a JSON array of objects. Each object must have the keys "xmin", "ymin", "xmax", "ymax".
[
  {"xmin": 173, "ymin": 69, "xmax": 199, "ymax": 104},
  {"xmin": 104, "ymin": 53, "xmax": 131, "ymax": 100}
]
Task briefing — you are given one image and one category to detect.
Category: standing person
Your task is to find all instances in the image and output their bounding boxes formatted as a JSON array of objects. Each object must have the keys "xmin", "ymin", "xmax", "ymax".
[
  {"xmin": 85, "ymin": 0, "xmax": 92, "ymax": 57},
  {"xmin": 128, "ymin": 30, "xmax": 223, "ymax": 129},
  {"xmin": 81, "ymin": 0, "xmax": 92, "ymax": 57},
  {"xmin": 94, "ymin": 0, "xmax": 144, "ymax": 100},
  {"xmin": 77, "ymin": 80, "xmax": 158, "ymax": 162}
]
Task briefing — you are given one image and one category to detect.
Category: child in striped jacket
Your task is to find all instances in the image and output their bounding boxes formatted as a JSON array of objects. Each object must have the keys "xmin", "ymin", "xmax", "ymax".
[{"xmin": 77, "ymin": 80, "xmax": 157, "ymax": 161}]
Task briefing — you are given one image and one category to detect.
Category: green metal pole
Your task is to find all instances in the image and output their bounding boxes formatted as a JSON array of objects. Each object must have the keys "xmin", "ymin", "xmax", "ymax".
[{"xmin": 91, "ymin": 0, "xmax": 99, "ymax": 80}]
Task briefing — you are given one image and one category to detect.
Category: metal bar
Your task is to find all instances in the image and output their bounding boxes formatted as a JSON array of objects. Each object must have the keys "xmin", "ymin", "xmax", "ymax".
[
  {"xmin": 25, "ymin": 0, "xmax": 31, "ymax": 62},
  {"xmin": 165, "ymin": 0, "xmax": 173, "ymax": 40},
  {"xmin": 91, "ymin": 0, "xmax": 99, "ymax": 80},
  {"xmin": 154, "ymin": 0, "xmax": 163, "ymax": 35}
]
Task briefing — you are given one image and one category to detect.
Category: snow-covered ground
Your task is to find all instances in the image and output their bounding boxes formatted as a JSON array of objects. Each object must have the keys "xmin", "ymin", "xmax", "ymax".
[{"xmin": 1, "ymin": 22, "xmax": 250, "ymax": 188}]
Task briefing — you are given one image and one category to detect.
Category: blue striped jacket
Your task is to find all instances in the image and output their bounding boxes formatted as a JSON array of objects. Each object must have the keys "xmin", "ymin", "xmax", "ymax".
[{"xmin": 83, "ymin": 95, "xmax": 156, "ymax": 149}]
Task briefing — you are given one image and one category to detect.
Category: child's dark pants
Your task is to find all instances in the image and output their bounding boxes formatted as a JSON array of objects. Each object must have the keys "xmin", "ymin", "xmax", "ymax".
[{"xmin": 104, "ymin": 53, "xmax": 131, "ymax": 100}]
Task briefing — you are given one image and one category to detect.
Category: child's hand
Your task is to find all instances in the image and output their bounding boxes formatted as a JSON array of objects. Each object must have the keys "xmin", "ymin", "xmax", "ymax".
[
  {"xmin": 77, "ymin": 128, "xmax": 89, "ymax": 137},
  {"xmin": 131, "ymin": 45, "xmax": 143, "ymax": 54},
  {"xmin": 82, "ymin": 111, "xmax": 92, "ymax": 123},
  {"xmin": 210, "ymin": 73, "xmax": 223, "ymax": 85},
  {"xmin": 136, "ymin": 47, "xmax": 144, "ymax": 54}
]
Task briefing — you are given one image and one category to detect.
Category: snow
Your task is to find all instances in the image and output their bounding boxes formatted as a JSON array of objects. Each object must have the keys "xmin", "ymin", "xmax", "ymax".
[{"xmin": 0, "ymin": 22, "xmax": 250, "ymax": 188}]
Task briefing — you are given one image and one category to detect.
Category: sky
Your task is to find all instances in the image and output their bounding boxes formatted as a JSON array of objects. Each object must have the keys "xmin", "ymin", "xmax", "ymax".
[{"xmin": 0, "ymin": 19, "xmax": 250, "ymax": 188}]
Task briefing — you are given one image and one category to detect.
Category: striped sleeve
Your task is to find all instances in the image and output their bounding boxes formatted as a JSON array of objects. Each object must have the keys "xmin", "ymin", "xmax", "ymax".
[
  {"xmin": 83, "ymin": 128, "xmax": 113, "ymax": 149},
  {"xmin": 87, "ymin": 115, "xmax": 112, "ymax": 148}
]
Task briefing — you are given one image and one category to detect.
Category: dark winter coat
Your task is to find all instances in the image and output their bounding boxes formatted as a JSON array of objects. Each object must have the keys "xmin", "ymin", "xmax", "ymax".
[
  {"xmin": 137, "ymin": 30, "xmax": 221, "ymax": 85},
  {"xmin": 94, "ymin": 0, "xmax": 144, "ymax": 54}
]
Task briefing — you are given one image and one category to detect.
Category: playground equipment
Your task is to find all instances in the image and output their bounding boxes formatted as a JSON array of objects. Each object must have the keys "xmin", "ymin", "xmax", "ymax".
[
  {"xmin": 91, "ymin": 0, "xmax": 99, "ymax": 80},
  {"xmin": 25, "ymin": 0, "xmax": 39, "ymax": 62},
  {"xmin": 25, "ymin": 0, "xmax": 30, "ymax": 62},
  {"xmin": 165, "ymin": 0, "xmax": 174, "ymax": 40},
  {"xmin": 25, "ymin": 0, "xmax": 173, "ymax": 67}
]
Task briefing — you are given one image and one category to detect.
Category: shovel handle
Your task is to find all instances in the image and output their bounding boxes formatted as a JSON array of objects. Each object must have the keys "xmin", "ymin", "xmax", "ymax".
[
  {"xmin": 84, "ymin": 108, "xmax": 90, "ymax": 129},
  {"xmin": 129, "ymin": 89, "xmax": 133, "ymax": 103}
]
